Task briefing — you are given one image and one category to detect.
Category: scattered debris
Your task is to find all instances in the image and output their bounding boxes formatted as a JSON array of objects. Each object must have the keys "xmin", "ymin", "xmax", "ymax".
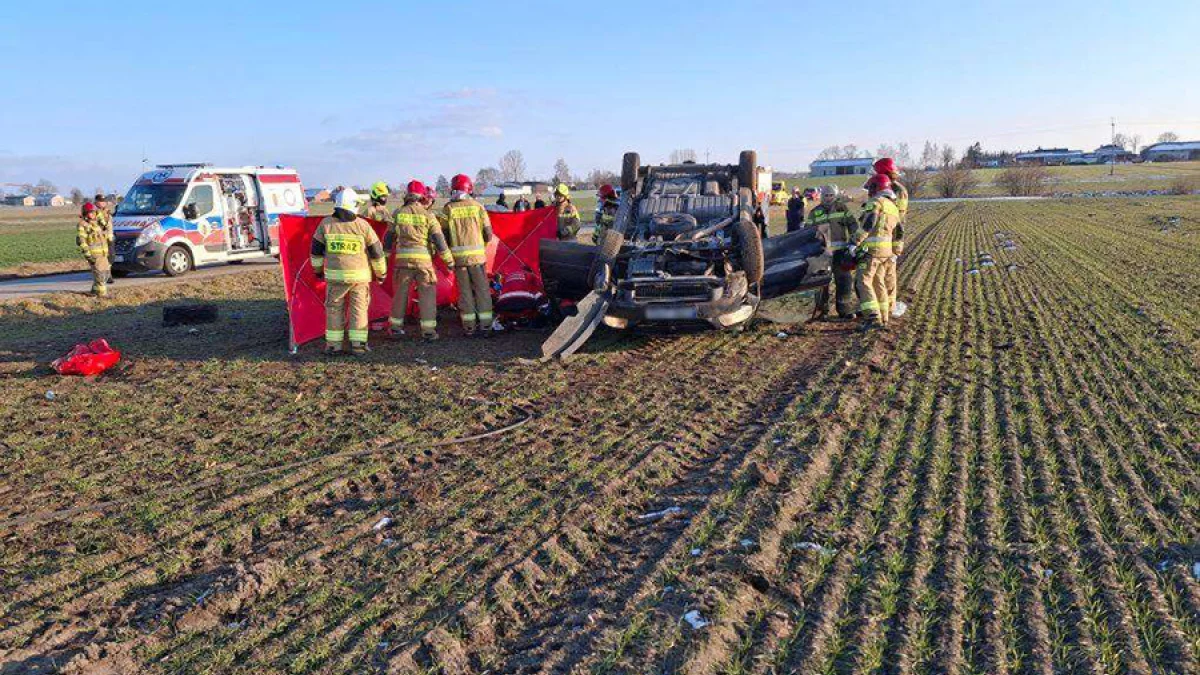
[
  {"xmin": 372, "ymin": 516, "xmax": 393, "ymax": 531},
  {"xmin": 682, "ymin": 610, "xmax": 709, "ymax": 629},
  {"xmin": 793, "ymin": 541, "xmax": 835, "ymax": 556},
  {"xmin": 52, "ymin": 339, "xmax": 121, "ymax": 376},
  {"xmin": 44, "ymin": 391, "xmax": 56, "ymax": 401},
  {"xmin": 163, "ymin": 303, "xmax": 219, "ymax": 327},
  {"xmin": 776, "ymin": 331, "xmax": 789, "ymax": 339},
  {"xmin": 194, "ymin": 588, "xmax": 214, "ymax": 606},
  {"xmin": 188, "ymin": 328, "xmax": 200, "ymax": 335},
  {"xmin": 967, "ymin": 269, "xmax": 981, "ymax": 275},
  {"xmin": 891, "ymin": 300, "xmax": 908, "ymax": 318},
  {"xmin": 1007, "ymin": 264, "xmax": 1021, "ymax": 272},
  {"xmin": 637, "ymin": 506, "xmax": 683, "ymax": 522},
  {"xmin": 740, "ymin": 538, "xmax": 755, "ymax": 549},
  {"xmin": 1193, "ymin": 562, "xmax": 1200, "ymax": 581},
  {"xmin": 690, "ymin": 548, "xmax": 703, "ymax": 557}
]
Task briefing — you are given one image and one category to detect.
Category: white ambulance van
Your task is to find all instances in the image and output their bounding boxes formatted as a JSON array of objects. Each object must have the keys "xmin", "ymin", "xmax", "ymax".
[{"xmin": 112, "ymin": 163, "xmax": 308, "ymax": 276}]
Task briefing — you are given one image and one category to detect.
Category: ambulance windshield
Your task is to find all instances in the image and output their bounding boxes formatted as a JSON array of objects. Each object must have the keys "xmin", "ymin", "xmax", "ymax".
[{"xmin": 117, "ymin": 184, "xmax": 187, "ymax": 216}]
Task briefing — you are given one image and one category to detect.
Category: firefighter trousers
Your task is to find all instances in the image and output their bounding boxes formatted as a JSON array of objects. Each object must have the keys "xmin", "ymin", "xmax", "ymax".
[
  {"xmin": 325, "ymin": 281, "xmax": 371, "ymax": 347},
  {"xmin": 884, "ymin": 256, "xmax": 898, "ymax": 316},
  {"xmin": 87, "ymin": 256, "xmax": 110, "ymax": 297},
  {"xmin": 454, "ymin": 264, "xmax": 493, "ymax": 332},
  {"xmin": 814, "ymin": 250, "xmax": 857, "ymax": 318},
  {"xmin": 391, "ymin": 267, "xmax": 438, "ymax": 335},
  {"xmin": 855, "ymin": 257, "xmax": 890, "ymax": 325}
]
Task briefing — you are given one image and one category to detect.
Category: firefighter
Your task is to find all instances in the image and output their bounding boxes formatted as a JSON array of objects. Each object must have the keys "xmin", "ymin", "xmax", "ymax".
[
  {"xmin": 553, "ymin": 183, "xmax": 580, "ymax": 240},
  {"xmin": 443, "ymin": 174, "xmax": 496, "ymax": 336},
  {"xmin": 361, "ymin": 181, "xmax": 392, "ymax": 221},
  {"xmin": 595, "ymin": 184, "xmax": 619, "ymax": 242},
  {"xmin": 808, "ymin": 185, "xmax": 859, "ymax": 320},
  {"xmin": 873, "ymin": 158, "xmax": 908, "ymax": 317},
  {"xmin": 387, "ymin": 180, "xmax": 454, "ymax": 341},
  {"xmin": 311, "ymin": 188, "xmax": 387, "ymax": 355},
  {"xmin": 94, "ymin": 193, "xmax": 116, "ymax": 280},
  {"xmin": 850, "ymin": 174, "xmax": 900, "ymax": 331},
  {"xmin": 785, "ymin": 187, "xmax": 805, "ymax": 232},
  {"xmin": 77, "ymin": 202, "xmax": 110, "ymax": 297}
]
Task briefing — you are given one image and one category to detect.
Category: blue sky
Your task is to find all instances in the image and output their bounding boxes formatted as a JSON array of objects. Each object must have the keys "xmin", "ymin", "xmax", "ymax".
[{"xmin": 1, "ymin": 0, "xmax": 1198, "ymax": 192}]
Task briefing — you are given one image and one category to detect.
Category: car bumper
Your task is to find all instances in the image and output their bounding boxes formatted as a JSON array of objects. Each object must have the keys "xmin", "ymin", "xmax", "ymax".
[
  {"xmin": 605, "ymin": 288, "xmax": 755, "ymax": 330},
  {"xmin": 112, "ymin": 239, "xmax": 166, "ymax": 273}
]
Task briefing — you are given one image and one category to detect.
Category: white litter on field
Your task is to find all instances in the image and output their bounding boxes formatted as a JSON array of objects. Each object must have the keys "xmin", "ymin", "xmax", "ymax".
[
  {"xmin": 891, "ymin": 301, "xmax": 908, "ymax": 318},
  {"xmin": 638, "ymin": 506, "xmax": 683, "ymax": 521},
  {"xmin": 776, "ymin": 332, "xmax": 789, "ymax": 339},
  {"xmin": 372, "ymin": 516, "xmax": 393, "ymax": 531},
  {"xmin": 690, "ymin": 548, "xmax": 703, "ymax": 557},
  {"xmin": 793, "ymin": 541, "xmax": 836, "ymax": 556},
  {"xmin": 44, "ymin": 391, "xmax": 56, "ymax": 401},
  {"xmin": 683, "ymin": 610, "xmax": 710, "ymax": 629},
  {"xmin": 1193, "ymin": 561, "xmax": 1200, "ymax": 581},
  {"xmin": 967, "ymin": 269, "xmax": 981, "ymax": 275},
  {"xmin": 740, "ymin": 538, "xmax": 755, "ymax": 549}
]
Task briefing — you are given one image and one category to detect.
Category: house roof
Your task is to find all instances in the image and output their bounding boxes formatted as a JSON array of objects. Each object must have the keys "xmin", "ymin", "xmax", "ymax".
[
  {"xmin": 1143, "ymin": 141, "xmax": 1200, "ymax": 153},
  {"xmin": 809, "ymin": 158, "xmax": 876, "ymax": 167}
]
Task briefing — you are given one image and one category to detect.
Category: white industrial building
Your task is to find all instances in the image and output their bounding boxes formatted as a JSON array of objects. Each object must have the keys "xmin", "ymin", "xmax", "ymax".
[
  {"xmin": 809, "ymin": 158, "xmax": 875, "ymax": 177},
  {"xmin": 1141, "ymin": 141, "xmax": 1200, "ymax": 162}
]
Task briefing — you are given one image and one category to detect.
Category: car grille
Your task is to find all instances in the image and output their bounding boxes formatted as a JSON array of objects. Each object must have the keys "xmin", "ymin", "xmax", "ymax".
[
  {"xmin": 632, "ymin": 280, "xmax": 715, "ymax": 301},
  {"xmin": 114, "ymin": 238, "xmax": 137, "ymax": 256}
]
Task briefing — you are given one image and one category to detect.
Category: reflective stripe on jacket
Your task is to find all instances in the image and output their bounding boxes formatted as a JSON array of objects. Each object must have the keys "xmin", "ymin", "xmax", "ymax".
[
  {"xmin": 441, "ymin": 197, "xmax": 492, "ymax": 267},
  {"xmin": 390, "ymin": 203, "xmax": 451, "ymax": 269},
  {"xmin": 807, "ymin": 201, "xmax": 857, "ymax": 244},
  {"xmin": 77, "ymin": 218, "xmax": 109, "ymax": 258},
  {"xmin": 311, "ymin": 216, "xmax": 386, "ymax": 283},
  {"xmin": 854, "ymin": 198, "xmax": 900, "ymax": 259}
]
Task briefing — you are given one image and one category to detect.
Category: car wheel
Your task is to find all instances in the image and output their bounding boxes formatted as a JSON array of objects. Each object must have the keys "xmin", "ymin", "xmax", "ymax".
[
  {"xmin": 737, "ymin": 216, "xmax": 765, "ymax": 284},
  {"xmin": 739, "ymin": 150, "xmax": 758, "ymax": 192},
  {"xmin": 111, "ymin": 269, "xmax": 130, "ymax": 278},
  {"xmin": 163, "ymin": 245, "xmax": 192, "ymax": 277},
  {"xmin": 621, "ymin": 152, "xmax": 640, "ymax": 192}
]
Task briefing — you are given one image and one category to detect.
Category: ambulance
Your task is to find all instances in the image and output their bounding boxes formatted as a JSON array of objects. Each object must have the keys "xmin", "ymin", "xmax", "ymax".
[{"xmin": 111, "ymin": 163, "xmax": 308, "ymax": 276}]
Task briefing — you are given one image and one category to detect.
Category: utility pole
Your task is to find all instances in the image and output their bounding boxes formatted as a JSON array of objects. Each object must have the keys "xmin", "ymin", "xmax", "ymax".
[
  {"xmin": 1110, "ymin": 118, "xmax": 1116, "ymax": 176},
  {"xmin": 705, "ymin": 148, "xmax": 711, "ymax": 163}
]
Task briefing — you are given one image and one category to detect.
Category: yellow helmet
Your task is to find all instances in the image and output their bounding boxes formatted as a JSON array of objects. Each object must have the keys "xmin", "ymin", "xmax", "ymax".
[
  {"xmin": 369, "ymin": 181, "xmax": 390, "ymax": 199},
  {"xmin": 555, "ymin": 183, "xmax": 570, "ymax": 197}
]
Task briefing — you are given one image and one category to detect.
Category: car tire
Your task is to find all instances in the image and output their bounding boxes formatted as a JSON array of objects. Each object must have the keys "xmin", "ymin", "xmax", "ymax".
[
  {"xmin": 589, "ymin": 228, "xmax": 624, "ymax": 289},
  {"xmin": 737, "ymin": 216, "xmax": 765, "ymax": 284},
  {"xmin": 621, "ymin": 152, "xmax": 640, "ymax": 192},
  {"xmin": 111, "ymin": 269, "xmax": 130, "ymax": 278},
  {"xmin": 739, "ymin": 150, "xmax": 758, "ymax": 193},
  {"xmin": 163, "ymin": 245, "xmax": 192, "ymax": 277}
]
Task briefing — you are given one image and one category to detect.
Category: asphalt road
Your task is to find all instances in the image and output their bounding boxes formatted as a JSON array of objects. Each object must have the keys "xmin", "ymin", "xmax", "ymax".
[{"xmin": 0, "ymin": 259, "xmax": 278, "ymax": 303}]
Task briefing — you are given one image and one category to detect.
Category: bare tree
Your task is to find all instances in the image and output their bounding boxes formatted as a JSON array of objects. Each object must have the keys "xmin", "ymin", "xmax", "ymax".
[
  {"xmin": 69, "ymin": 187, "xmax": 85, "ymax": 204},
  {"xmin": 815, "ymin": 146, "xmax": 841, "ymax": 160},
  {"xmin": 1157, "ymin": 131, "xmax": 1180, "ymax": 143},
  {"xmin": 996, "ymin": 166, "xmax": 1051, "ymax": 196},
  {"xmin": 939, "ymin": 145, "xmax": 957, "ymax": 168},
  {"xmin": 933, "ymin": 165, "xmax": 978, "ymax": 197},
  {"xmin": 841, "ymin": 144, "xmax": 860, "ymax": 159},
  {"xmin": 1130, "ymin": 134, "xmax": 1142, "ymax": 154},
  {"xmin": 553, "ymin": 158, "xmax": 571, "ymax": 184},
  {"xmin": 474, "ymin": 167, "xmax": 500, "ymax": 192},
  {"xmin": 32, "ymin": 179, "xmax": 57, "ymax": 195},
  {"xmin": 586, "ymin": 169, "xmax": 619, "ymax": 189},
  {"xmin": 920, "ymin": 141, "xmax": 940, "ymax": 169},
  {"xmin": 435, "ymin": 175, "xmax": 450, "ymax": 193},
  {"xmin": 668, "ymin": 148, "xmax": 697, "ymax": 164},
  {"xmin": 896, "ymin": 142, "xmax": 913, "ymax": 168},
  {"xmin": 1112, "ymin": 133, "xmax": 1132, "ymax": 151},
  {"xmin": 498, "ymin": 150, "xmax": 526, "ymax": 182},
  {"xmin": 900, "ymin": 168, "xmax": 928, "ymax": 197}
]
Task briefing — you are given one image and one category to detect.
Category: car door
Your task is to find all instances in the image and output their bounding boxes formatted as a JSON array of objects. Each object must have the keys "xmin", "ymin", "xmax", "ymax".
[{"xmin": 181, "ymin": 183, "xmax": 224, "ymax": 258}]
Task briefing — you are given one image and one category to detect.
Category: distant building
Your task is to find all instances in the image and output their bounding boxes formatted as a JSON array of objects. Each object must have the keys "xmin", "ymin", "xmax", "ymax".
[
  {"xmin": 1092, "ymin": 144, "xmax": 1136, "ymax": 164},
  {"xmin": 1014, "ymin": 148, "xmax": 1086, "ymax": 166},
  {"xmin": 481, "ymin": 182, "xmax": 533, "ymax": 198},
  {"xmin": 2, "ymin": 194, "xmax": 35, "ymax": 207},
  {"xmin": 1141, "ymin": 141, "xmax": 1200, "ymax": 162},
  {"xmin": 809, "ymin": 158, "xmax": 875, "ymax": 177},
  {"xmin": 34, "ymin": 193, "xmax": 66, "ymax": 207},
  {"xmin": 304, "ymin": 188, "xmax": 331, "ymax": 203}
]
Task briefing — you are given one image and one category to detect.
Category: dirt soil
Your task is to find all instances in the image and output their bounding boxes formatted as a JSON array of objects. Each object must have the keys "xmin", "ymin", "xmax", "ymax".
[{"xmin": 0, "ymin": 197, "xmax": 1197, "ymax": 674}]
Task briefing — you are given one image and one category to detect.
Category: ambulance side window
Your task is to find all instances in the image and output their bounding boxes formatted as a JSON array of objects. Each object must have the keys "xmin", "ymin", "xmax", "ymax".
[{"xmin": 187, "ymin": 185, "xmax": 215, "ymax": 217}]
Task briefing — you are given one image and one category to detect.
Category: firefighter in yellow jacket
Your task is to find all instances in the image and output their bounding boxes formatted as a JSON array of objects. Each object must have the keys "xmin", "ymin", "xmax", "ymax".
[
  {"xmin": 361, "ymin": 181, "xmax": 392, "ymax": 222},
  {"xmin": 443, "ymin": 174, "xmax": 495, "ymax": 335},
  {"xmin": 77, "ymin": 202, "xmax": 110, "ymax": 297},
  {"xmin": 553, "ymin": 183, "xmax": 581, "ymax": 241},
  {"xmin": 387, "ymin": 180, "xmax": 454, "ymax": 341},
  {"xmin": 851, "ymin": 174, "xmax": 901, "ymax": 330},
  {"xmin": 311, "ymin": 188, "xmax": 387, "ymax": 355},
  {"xmin": 874, "ymin": 158, "xmax": 907, "ymax": 315},
  {"xmin": 808, "ymin": 185, "xmax": 859, "ymax": 320},
  {"xmin": 594, "ymin": 184, "xmax": 619, "ymax": 243}
]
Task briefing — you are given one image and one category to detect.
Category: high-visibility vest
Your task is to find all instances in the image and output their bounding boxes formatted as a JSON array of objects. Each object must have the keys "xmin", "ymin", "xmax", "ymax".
[
  {"xmin": 390, "ymin": 203, "xmax": 450, "ymax": 269},
  {"xmin": 442, "ymin": 197, "xmax": 491, "ymax": 266},
  {"xmin": 77, "ymin": 218, "xmax": 108, "ymax": 258},
  {"xmin": 311, "ymin": 216, "xmax": 386, "ymax": 283},
  {"xmin": 855, "ymin": 198, "xmax": 900, "ymax": 259}
]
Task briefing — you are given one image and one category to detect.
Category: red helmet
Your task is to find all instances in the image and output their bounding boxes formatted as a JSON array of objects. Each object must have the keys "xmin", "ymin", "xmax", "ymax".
[
  {"xmin": 406, "ymin": 179, "xmax": 427, "ymax": 196},
  {"xmin": 81, "ymin": 202, "xmax": 97, "ymax": 215},
  {"xmin": 865, "ymin": 173, "xmax": 892, "ymax": 194},
  {"xmin": 873, "ymin": 157, "xmax": 898, "ymax": 176},
  {"xmin": 451, "ymin": 174, "xmax": 473, "ymax": 193},
  {"xmin": 598, "ymin": 184, "xmax": 616, "ymax": 199}
]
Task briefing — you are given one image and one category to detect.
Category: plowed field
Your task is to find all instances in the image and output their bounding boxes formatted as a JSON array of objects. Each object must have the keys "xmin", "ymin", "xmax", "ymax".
[{"xmin": 1, "ymin": 197, "xmax": 1197, "ymax": 674}]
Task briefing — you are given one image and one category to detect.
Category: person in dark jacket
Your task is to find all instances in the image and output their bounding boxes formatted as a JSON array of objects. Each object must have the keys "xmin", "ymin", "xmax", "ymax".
[{"xmin": 785, "ymin": 187, "xmax": 805, "ymax": 232}]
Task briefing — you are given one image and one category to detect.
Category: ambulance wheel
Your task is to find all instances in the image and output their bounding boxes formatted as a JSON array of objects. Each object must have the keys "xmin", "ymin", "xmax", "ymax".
[{"xmin": 164, "ymin": 245, "xmax": 192, "ymax": 277}]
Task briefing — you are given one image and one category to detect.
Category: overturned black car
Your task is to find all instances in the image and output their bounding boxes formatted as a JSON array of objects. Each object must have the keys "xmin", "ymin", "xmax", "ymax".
[{"xmin": 538, "ymin": 150, "xmax": 832, "ymax": 359}]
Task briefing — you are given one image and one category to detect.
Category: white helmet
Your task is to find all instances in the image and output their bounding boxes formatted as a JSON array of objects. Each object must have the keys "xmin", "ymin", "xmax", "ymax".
[
  {"xmin": 335, "ymin": 188, "xmax": 361, "ymax": 212},
  {"xmin": 820, "ymin": 185, "xmax": 839, "ymax": 197}
]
